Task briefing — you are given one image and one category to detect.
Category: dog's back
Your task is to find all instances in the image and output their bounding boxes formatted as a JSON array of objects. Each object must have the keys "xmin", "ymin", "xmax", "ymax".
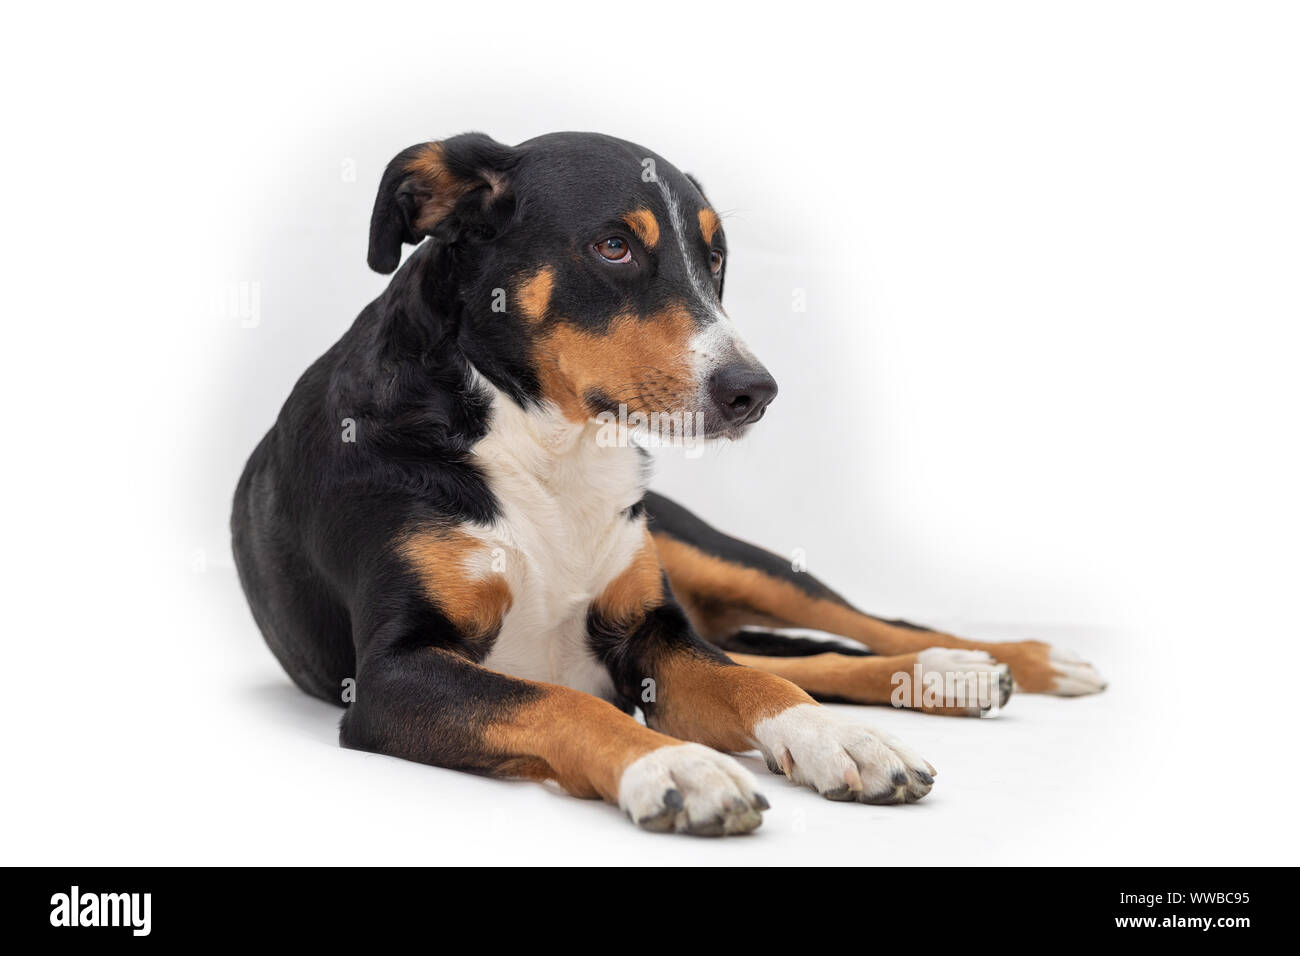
[{"xmin": 232, "ymin": 345, "xmax": 358, "ymax": 704}]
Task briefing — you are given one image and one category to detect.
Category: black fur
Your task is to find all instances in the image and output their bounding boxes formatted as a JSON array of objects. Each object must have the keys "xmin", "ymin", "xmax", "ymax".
[
  {"xmin": 232, "ymin": 131, "xmax": 744, "ymax": 775},
  {"xmin": 714, "ymin": 630, "xmax": 875, "ymax": 658},
  {"xmin": 644, "ymin": 490, "xmax": 934, "ymax": 636},
  {"xmin": 367, "ymin": 134, "xmax": 522, "ymax": 274},
  {"xmin": 586, "ymin": 576, "xmax": 736, "ymax": 717}
]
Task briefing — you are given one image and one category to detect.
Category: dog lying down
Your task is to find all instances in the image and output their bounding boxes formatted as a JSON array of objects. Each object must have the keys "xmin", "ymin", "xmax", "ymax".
[{"xmin": 232, "ymin": 131, "xmax": 1105, "ymax": 835}]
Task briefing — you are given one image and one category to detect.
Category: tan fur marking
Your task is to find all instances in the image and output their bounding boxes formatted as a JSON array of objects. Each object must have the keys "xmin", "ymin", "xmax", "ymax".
[
  {"xmin": 725, "ymin": 652, "xmax": 912, "ymax": 703},
  {"xmin": 516, "ymin": 267, "xmax": 554, "ymax": 324},
  {"xmin": 651, "ymin": 650, "xmax": 813, "ymax": 752},
  {"xmin": 655, "ymin": 534, "xmax": 1066, "ymax": 692},
  {"xmin": 594, "ymin": 527, "xmax": 664, "ymax": 624},
  {"xmin": 724, "ymin": 651, "xmax": 975, "ymax": 716},
  {"xmin": 956, "ymin": 641, "xmax": 1062, "ymax": 693},
  {"xmin": 402, "ymin": 144, "xmax": 481, "ymax": 232},
  {"xmin": 403, "ymin": 142, "xmax": 508, "ymax": 232},
  {"xmin": 698, "ymin": 208, "xmax": 721, "ymax": 245},
  {"xmin": 483, "ymin": 683, "xmax": 673, "ymax": 800},
  {"xmin": 398, "ymin": 529, "xmax": 512, "ymax": 639},
  {"xmin": 623, "ymin": 209, "xmax": 660, "ymax": 248},
  {"xmin": 534, "ymin": 307, "xmax": 695, "ymax": 422},
  {"xmin": 653, "ymin": 533, "xmax": 821, "ymax": 636}
]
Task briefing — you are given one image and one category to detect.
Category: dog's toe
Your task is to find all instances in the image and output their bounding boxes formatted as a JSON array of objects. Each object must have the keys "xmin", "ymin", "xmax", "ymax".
[
  {"xmin": 753, "ymin": 704, "xmax": 936, "ymax": 805},
  {"xmin": 619, "ymin": 743, "xmax": 766, "ymax": 836},
  {"xmin": 915, "ymin": 648, "xmax": 1011, "ymax": 716},
  {"xmin": 1042, "ymin": 646, "xmax": 1108, "ymax": 696}
]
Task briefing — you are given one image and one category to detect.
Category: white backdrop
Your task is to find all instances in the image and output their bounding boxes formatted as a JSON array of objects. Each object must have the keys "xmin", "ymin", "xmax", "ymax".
[{"xmin": 3, "ymin": 1, "xmax": 1297, "ymax": 864}]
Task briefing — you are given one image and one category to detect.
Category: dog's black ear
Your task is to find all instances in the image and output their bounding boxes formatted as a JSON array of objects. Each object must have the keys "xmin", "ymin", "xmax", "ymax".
[
  {"xmin": 684, "ymin": 172, "xmax": 709, "ymax": 201},
  {"xmin": 367, "ymin": 133, "xmax": 520, "ymax": 274}
]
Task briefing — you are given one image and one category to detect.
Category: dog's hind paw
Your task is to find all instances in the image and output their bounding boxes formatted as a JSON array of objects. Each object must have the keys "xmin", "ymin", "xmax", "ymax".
[
  {"xmin": 753, "ymin": 704, "xmax": 936, "ymax": 804},
  {"xmin": 914, "ymin": 648, "xmax": 1012, "ymax": 716},
  {"xmin": 983, "ymin": 640, "xmax": 1107, "ymax": 696},
  {"xmin": 1041, "ymin": 645, "xmax": 1108, "ymax": 696},
  {"xmin": 619, "ymin": 743, "xmax": 766, "ymax": 836}
]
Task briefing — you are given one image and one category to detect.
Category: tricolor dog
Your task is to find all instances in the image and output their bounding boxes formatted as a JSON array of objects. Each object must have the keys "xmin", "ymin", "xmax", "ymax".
[{"xmin": 232, "ymin": 132, "xmax": 1105, "ymax": 835}]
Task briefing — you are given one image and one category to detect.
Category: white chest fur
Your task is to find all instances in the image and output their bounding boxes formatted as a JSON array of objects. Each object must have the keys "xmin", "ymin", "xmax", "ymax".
[{"xmin": 469, "ymin": 383, "xmax": 649, "ymax": 700}]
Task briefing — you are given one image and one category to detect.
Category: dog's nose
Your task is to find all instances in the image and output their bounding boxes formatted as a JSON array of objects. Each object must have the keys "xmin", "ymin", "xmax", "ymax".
[{"xmin": 708, "ymin": 362, "xmax": 778, "ymax": 426}]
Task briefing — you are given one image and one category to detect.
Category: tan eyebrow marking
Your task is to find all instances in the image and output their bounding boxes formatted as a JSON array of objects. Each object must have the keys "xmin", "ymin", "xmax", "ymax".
[
  {"xmin": 698, "ymin": 208, "xmax": 721, "ymax": 245},
  {"xmin": 622, "ymin": 209, "xmax": 661, "ymax": 248}
]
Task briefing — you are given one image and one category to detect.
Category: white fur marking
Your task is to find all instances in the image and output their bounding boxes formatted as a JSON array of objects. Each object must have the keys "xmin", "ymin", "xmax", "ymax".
[
  {"xmin": 752, "ymin": 703, "xmax": 935, "ymax": 803},
  {"xmin": 618, "ymin": 743, "xmax": 763, "ymax": 834},
  {"xmin": 469, "ymin": 373, "xmax": 648, "ymax": 701},
  {"xmin": 655, "ymin": 179, "xmax": 760, "ymax": 387},
  {"xmin": 915, "ymin": 647, "xmax": 1010, "ymax": 715},
  {"xmin": 1043, "ymin": 645, "xmax": 1108, "ymax": 695}
]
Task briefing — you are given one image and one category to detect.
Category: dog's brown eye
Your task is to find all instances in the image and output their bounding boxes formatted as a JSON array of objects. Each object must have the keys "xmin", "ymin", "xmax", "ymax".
[
  {"xmin": 596, "ymin": 237, "xmax": 631, "ymax": 262},
  {"xmin": 710, "ymin": 250, "xmax": 724, "ymax": 274}
]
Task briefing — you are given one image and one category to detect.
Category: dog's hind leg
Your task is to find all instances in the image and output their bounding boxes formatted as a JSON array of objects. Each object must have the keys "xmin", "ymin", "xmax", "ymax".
[
  {"xmin": 712, "ymin": 631, "xmax": 1009, "ymax": 716},
  {"xmin": 645, "ymin": 491, "xmax": 1105, "ymax": 697}
]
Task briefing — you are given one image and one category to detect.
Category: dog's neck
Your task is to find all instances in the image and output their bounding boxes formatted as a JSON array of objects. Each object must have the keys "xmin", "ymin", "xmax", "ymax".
[{"xmin": 467, "ymin": 366, "xmax": 649, "ymax": 512}]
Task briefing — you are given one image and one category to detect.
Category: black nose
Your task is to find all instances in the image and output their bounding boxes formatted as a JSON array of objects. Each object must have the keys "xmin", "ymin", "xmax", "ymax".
[{"xmin": 708, "ymin": 363, "xmax": 778, "ymax": 426}]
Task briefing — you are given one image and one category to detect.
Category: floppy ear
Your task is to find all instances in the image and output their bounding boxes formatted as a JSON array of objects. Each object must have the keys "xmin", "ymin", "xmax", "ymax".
[{"xmin": 367, "ymin": 132, "xmax": 519, "ymax": 274}]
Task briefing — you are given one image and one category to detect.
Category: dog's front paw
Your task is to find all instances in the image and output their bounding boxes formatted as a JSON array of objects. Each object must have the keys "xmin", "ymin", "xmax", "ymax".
[
  {"xmin": 619, "ymin": 743, "xmax": 767, "ymax": 836},
  {"xmin": 752, "ymin": 704, "xmax": 935, "ymax": 804},
  {"xmin": 986, "ymin": 641, "xmax": 1107, "ymax": 696}
]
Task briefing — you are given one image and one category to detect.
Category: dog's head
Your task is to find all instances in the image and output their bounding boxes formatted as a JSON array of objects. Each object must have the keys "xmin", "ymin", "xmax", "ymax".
[{"xmin": 368, "ymin": 131, "xmax": 776, "ymax": 439}]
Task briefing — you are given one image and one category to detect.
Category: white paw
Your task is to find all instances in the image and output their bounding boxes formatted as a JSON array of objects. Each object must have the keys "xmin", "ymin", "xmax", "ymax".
[
  {"xmin": 1045, "ymin": 645, "xmax": 1108, "ymax": 696},
  {"xmin": 619, "ymin": 743, "xmax": 767, "ymax": 835},
  {"xmin": 916, "ymin": 648, "xmax": 1013, "ymax": 715},
  {"xmin": 752, "ymin": 704, "xmax": 935, "ymax": 804}
]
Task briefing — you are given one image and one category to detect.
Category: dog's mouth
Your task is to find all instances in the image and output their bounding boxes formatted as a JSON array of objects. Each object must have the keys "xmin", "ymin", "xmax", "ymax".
[
  {"xmin": 583, "ymin": 362, "xmax": 776, "ymax": 447},
  {"xmin": 698, "ymin": 408, "xmax": 767, "ymax": 442},
  {"xmin": 585, "ymin": 397, "xmax": 771, "ymax": 447}
]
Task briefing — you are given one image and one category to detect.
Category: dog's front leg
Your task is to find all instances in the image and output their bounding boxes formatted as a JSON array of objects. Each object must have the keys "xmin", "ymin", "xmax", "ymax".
[
  {"xmin": 589, "ymin": 534, "xmax": 938, "ymax": 805},
  {"xmin": 339, "ymin": 644, "xmax": 767, "ymax": 835}
]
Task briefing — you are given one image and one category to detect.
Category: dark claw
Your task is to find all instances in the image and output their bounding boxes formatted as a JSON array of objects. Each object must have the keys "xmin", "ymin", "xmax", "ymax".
[
  {"xmin": 687, "ymin": 816, "xmax": 727, "ymax": 837},
  {"xmin": 754, "ymin": 792, "xmax": 771, "ymax": 811},
  {"xmin": 891, "ymin": 770, "xmax": 908, "ymax": 787},
  {"xmin": 635, "ymin": 809, "xmax": 678, "ymax": 832},
  {"xmin": 663, "ymin": 788, "xmax": 684, "ymax": 810},
  {"xmin": 820, "ymin": 783, "xmax": 860, "ymax": 802},
  {"xmin": 912, "ymin": 769, "xmax": 934, "ymax": 786},
  {"xmin": 863, "ymin": 786, "xmax": 906, "ymax": 805},
  {"xmin": 999, "ymin": 668, "xmax": 1014, "ymax": 708}
]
